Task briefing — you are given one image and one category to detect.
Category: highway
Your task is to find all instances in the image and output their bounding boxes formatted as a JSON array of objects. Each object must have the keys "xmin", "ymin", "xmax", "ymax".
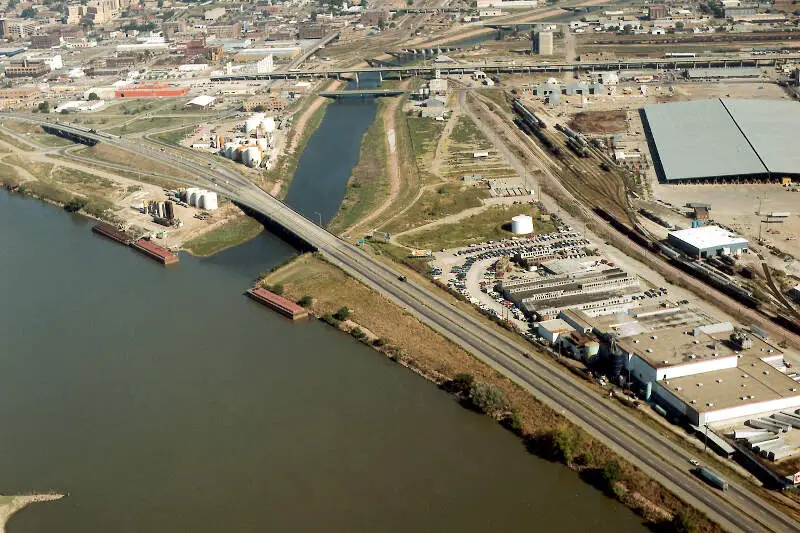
[
  {"xmin": 9, "ymin": 116, "xmax": 800, "ymax": 533},
  {"xmin": 210, "ymin": 54, "xmax": 800, "ymax": 80}
]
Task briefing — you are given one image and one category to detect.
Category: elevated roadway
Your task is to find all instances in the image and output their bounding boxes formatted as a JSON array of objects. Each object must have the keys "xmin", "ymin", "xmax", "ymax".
[
  {"xmin": 212, "ymin": 54, "xmax": 800, "ymax": 80},
  {"xmin": 9, "ymin": 115, "xmax": 800, "ymax": 533}
]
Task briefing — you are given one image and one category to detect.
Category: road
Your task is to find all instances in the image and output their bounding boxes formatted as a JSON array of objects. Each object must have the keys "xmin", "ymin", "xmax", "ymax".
[{"xmin": 9, "ymin": 115, "xmax": 800, "ymax": 533}]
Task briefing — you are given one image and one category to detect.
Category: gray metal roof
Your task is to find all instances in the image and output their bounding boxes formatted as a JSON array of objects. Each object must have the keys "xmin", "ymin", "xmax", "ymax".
[
  {"xmin": 721, "ymin": 98, "xmax": 800, "ymax": 176},
  {"xmin": 686, "ymin": 67, "xmax": 760, "ymax": 79},
  {"xmin": 643, "ymin": 99, "xmax": 767, "ymax": 181}
]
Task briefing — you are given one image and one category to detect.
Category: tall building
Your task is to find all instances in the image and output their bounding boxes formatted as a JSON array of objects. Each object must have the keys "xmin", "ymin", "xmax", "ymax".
[{"xmin": 647, "ymin": 5, "xmax": 667, "ymax": 20}]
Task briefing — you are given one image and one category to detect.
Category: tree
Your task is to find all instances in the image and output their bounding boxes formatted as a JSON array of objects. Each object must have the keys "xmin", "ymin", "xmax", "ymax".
[
  {"xmin": 675, "ymin": 21, "xmax": 684, "ymax": 30},
  {"xmin": 622, "ymin": 24, "xmax": 633, "ymax": 34},
  {"xmin": 549, "ymin": 424, "xmax": 582, "ymax": 463},
  {"xmin": 87, "ymin": 92, "xmax": 100, "ymax": 101},
  {"xmin": 37, "ymin": 101, "xmax": 50, "ymax": 113},
  {"xmin": 601, "ymin": 459, "xmax": 622, "ymax": 490},
  {"xmin": 333, "ymin": 306, "xmax": 350, "ymax": 321},
  {"xmin": 500, "ymin": 410, "xmax": 523, "ymax": 435},
  {"xmin": 297, "ymin": 295, "xmax": 313, "ymax": 307},
  {"xmin": 468, "ymin": 381, "xmax": 507, "ymax": 415},
  {"xmin": 20, "ymin": 6, "xmax": 35, "ymax": 18}
]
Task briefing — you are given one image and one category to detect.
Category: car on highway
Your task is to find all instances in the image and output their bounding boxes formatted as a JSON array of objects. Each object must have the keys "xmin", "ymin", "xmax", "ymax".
[{"xmin": 689, "ymin": 458, "xmax": 700, "ymax": 466}]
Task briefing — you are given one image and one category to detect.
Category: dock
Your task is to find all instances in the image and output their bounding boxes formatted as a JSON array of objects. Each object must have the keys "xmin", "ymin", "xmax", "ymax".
[
  {"xmin": 247, "ymin": 287, "xmax": 308, "ymax": 320},
  {"xmin": 132, "ymin": 238, "xmax": 179, "ymax": 265}
]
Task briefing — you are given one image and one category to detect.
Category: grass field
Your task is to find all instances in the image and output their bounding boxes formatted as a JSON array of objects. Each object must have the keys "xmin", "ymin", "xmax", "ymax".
[
  {"xmin": 107, "ymin": 116, "xmax": 199, "ymax": 136},
  {"xmin": 406, "ymin": 116, "xmax": 446, "ymax": 177},
  {"xmin": 449, "ymin": 115, "xmax": 492, "ymax": 148},
  {"xmin": 32, "ymin": 135, "xmax": 74, "ymax": 147},
  {"xmin": 72, "ymin": 144, "xmax": 189, "ymax": 187},
  {"xmin": 401, "ymin": 204, "xmax": 554, "ymax": 250},
  {"xmin": 183, "ymin": 215, "xmax": 264, "ymax": 257},
  {"xmin": 152, "ymin": 125, "xmax": 196, "ymax": 146},
  {"xmin": 383, "ymin": 183, "xmax": 488, "ymax": 235}
]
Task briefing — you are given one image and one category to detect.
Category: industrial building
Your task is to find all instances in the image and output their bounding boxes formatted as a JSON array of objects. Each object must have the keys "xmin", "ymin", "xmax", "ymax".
[
  {"xmin": 612, "ymin": 325, "xmax": 799, "ymax": 426},
  {"xmin": 535, "ymin": 31, "xmax": 553, "ymax": 56},
  {"xmin": 501, "ymin": 267, "xmax": 641, "ymax": 319},
  {"xmin": 643, "ymin": 99, "xmax": 800, "ymax": 182},
  {"xmin": 667, "ymin": 225, "xmax": 748, "ymax": 258}
]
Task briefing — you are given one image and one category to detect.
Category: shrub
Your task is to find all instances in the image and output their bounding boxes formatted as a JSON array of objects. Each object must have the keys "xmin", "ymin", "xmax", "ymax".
[
  {"xmin": 351, "ymin": 327, "xmax": 366, "ymax": 340},
  {"xmin": 468, "ymin": 381, "xmax": 507, "ymax": 415},
  {"xmin": 297, "ymin": 295, "xmax": 313, "ymax": 307},
  {"xmin": 549, "ymin": 425, "xmax": 582, "ymax": 464},
  {"xmin": 500, "ymin": 410, "xmax": 523, "ymax": 436},
  {"xmin": 575, "ymin": 451, "xmax": 594, "ymax": 466},
  {"xmin": 372, "ymin": 337, "xmax": 387, "ymax": 347},
  {"xmin": 333, "ymin": 306, "xmax": 350, "ymax": 321},
  {"xmin": 671, "ymin": 508, "xmax": 701, "ymax": 533},
  {"xmin": 451, "ymin": 372, "xmax": 474, "ymax": 393},
  {"xmin": 602, "ymin": 459, "xmax": 622, "ymax": 490},
  {"xmin": 64, "ymin": 197, "xmax": 87, "ymax": 213}
]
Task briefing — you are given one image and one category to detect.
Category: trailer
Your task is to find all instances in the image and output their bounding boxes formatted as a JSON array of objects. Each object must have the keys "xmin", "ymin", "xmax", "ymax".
[{"xmin": 696, "ymin": 467, "xmax": 728, "ymax": 491}]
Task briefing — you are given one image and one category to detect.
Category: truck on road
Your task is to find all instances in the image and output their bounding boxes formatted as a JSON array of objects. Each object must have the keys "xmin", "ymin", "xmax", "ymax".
[{"xmin": 695, "ymin": 466, "xmax": 729, "ymax": 491}]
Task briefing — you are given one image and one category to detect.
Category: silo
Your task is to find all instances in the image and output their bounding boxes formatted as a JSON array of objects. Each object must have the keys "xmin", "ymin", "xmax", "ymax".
[
  {"xmin": 235, "ymin": 146, "xmax": 246, "ymax": 162},
  {"xmin": 165, "ymin": 200, "xmax": 175, "ymax": 220},
  {"xmin": 223, "ymin": 143, "xmax": 237, "ymax": 159},
  {"xmin": 201, "ymin": 191, "xmax": 218, "ymax": 210},
  {"xmin": 511, "ymin": 215, "xmax": 534, "ymax": 235},
  {"xmin": 244, "ymin": 113, "xmax": 265, "ymax": 133},
  {"xmin": 241, "ymin": 146, "xmax": 262, "ymax": 168},
  {"xmin": 261, "ymin": 117, "xmax": 276, "ymax": 134},
  {"xmin": 189, "ymin": 190, "xmax": 200, "ymax": 207}
]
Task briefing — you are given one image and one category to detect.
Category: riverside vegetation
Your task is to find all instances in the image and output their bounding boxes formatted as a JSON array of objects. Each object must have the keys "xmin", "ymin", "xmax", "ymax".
[{"xmin": 264, "ymin": 253, "xmax": 720, "ymax": 533}]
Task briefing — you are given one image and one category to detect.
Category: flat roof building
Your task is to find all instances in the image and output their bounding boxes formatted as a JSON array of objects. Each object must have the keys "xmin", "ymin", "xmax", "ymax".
[
  {"xmin": 643, "ymin": 99, "xmax": 800, "ymax": 183},
  {"xmin": 667, "ymin": 226, "xmax": 748, "ymax": 258}
]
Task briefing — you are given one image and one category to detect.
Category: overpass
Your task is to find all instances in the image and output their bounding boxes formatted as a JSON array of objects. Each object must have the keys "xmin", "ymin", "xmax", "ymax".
[
  {"xmin": 212, "ymin": 54, "xmax": 800, "ymax": 81},
  {"xmin": 8, "ymin": 115, "xmax": 800, "ymax": 533},
  {"xmin": 285, "ymin": 31, "xmax": 341, "ymax": 71},
  {"xmin": 319, "ymin": 89, "xmax": 408, "ymax": 98}
]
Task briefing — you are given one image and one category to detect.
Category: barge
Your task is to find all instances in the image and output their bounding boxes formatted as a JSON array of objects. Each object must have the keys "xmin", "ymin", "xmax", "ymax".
[
  {"xmin": 132, "ymin": 238, "xmax": 179, "ymax": 265},
  {"xmin": 247, "ymin": 287, "xmax": 308, "ymax": 320},
  {"xmin": 92, "ymin": 222, "xmax": 132, "ymax": 245}
]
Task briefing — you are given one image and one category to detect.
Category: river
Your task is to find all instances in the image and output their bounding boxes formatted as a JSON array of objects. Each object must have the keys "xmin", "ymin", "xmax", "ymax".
[{"xmin": 0, "ymin": 97, "xmax": 648, "ymax": 533}]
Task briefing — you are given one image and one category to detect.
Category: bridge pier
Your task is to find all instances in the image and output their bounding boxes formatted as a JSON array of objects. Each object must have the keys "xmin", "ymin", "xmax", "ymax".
[
  {"xmin": 379, "ymin": 71, "xmax": 383, "ymax": 84},
  {"xmin": 355, "ymin": 72, "xmax": 359, "ymax": 87}
]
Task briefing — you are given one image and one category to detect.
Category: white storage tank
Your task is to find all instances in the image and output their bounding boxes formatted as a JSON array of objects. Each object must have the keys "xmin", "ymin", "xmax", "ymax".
[
  {"xmin": 223, "ymin": 143, "xmax": 237, "ymax": 159},
  {"xmin": 241, "ymin": 146, "xmax": 262, "ymax": 168},
  {"xmin": 199, "ymin": 191, "xmax": 218, "ymax": 210},
  {"xmin": 244, "ymin": 112, "xmax": 266, "ymax": 133},
  {"xmin": 256, "ymin": 138, "xmax": 269, "ymax": 151},
  {"xmin": 261, "ymin": 116, "xmax": 276, "ymax": 134},
  {"xmin": 189, "ymin": 190, "xmax": 200, "ymax": 207},
  {"xmin": 511, "ymin": 214, "xmax": 534, "ymax": 235}
]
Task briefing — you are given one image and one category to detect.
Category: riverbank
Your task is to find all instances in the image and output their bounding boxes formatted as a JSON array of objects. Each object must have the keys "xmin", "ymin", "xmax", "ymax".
[
  {"xmin": 263, "ymin": 253, "xmax": 720, "ymax": 533},
  {"xmin": 182, "ymin": 213, "xmax": 264, "ymax": 257},
  {"xmin": 0, "ymin": 493, "xmax": 63, "ymax": 533}
]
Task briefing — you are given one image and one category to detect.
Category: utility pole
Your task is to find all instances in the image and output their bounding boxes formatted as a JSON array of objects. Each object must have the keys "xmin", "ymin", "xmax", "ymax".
[{"xmin": 704, "ymin": 424, "xmax": 709, "ymax": 453}]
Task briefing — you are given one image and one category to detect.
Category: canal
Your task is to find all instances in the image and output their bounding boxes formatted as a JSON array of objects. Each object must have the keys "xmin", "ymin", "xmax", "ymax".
[{"xmin": 0, "ymin": 95, "xmax": 648, "ymax": 532}]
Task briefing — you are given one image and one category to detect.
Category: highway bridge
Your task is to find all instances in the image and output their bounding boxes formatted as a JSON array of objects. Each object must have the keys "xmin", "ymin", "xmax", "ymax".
[
  {"xmin": 8, "ymin": 115, "xmax": 800, "ymax": 533},
  {"xmin": 213, "ymin": 54, "xmax": 800, "ymax": 81},
  {"xmin": 319, "ymin": 89, "xmax": 408, "ymax": 98}
]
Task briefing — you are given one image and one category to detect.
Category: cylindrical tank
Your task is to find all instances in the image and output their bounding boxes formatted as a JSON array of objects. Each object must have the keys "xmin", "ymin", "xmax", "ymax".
[
  {"xmin": 234, "ymin": 146, "xmax": 246, "ymax": 162},
  {"xmin": 261, "ymin": 117, "xmax": 276, "ymax": 134},
  {"xmin": 223, "ymin": 143, "xmax": 237, "ymax": 159},
  {"xmin": 256, "ymin": 137, "xmax": 269, "ymax": 151},
  {"xmin": 511, "ymin": 214, "xmax": 534, "ymax": 235},
  {"xmin": 241, "ymin": 146, "xmax": 262, "ymax": 168},
  {"xmin": 244, "ymin": 112, "xmax": 265, "ymax": 133},
  {"xmin": 200, "ymin": 191, "xmax": 218, "ymax": 210}
]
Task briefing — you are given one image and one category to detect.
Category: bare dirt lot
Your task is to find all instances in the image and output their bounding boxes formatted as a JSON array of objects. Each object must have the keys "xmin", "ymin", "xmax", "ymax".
[{"xmin": 569, "ymin": 110, "xmax": 628, "ymax": 134}]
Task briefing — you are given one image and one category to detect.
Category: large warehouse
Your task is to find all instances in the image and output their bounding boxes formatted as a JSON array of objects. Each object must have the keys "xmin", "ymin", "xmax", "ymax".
[{"xmin": 642, "ymin": 98, "xmax": 800, "ymax": 183}]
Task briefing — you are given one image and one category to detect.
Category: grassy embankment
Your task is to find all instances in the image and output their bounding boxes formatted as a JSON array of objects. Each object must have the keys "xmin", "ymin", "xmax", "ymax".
[
  {"xmin": 262, "ymin": 82, "xmax": 336, "ymax": 199},
  {"xmin": 263, "ymin": 253, "xmax": 720, "ymax": 533},
  {"xmin": 0, "ymin": 154, "xmax": 117, "ymax": 220},
  {"xmin": 152, "ymin": 125, "xmax": 196, "ymax": 146},
  {"xmin": 328, "ymin": 99, "xmax": 391, "ymax": 234},
  {"xmin": 68, "ymin": 144, "xmax": 187, "ymax": 189},
  {"xmin": 183, "ymin": 215, "xmax": 264, "ymax": 257},
  {"xmin": 107, "ymin": 116, "xmax": 201, "ymax": 136}
]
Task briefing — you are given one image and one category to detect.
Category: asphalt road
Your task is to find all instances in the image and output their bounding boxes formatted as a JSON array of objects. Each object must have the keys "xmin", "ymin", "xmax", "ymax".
[{"xmin": 10, "ymin": 116, "xmax": 800, "ymax": 533}]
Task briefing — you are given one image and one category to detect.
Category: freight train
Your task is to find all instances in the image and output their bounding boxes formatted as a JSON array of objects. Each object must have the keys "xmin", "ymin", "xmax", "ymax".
[{"xmin": 511, "ymin": 98, "xmax": 546, "ymax": 129}]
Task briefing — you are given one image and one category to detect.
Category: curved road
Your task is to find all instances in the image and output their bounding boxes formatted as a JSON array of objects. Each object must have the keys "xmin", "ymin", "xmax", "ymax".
[{"xmin": 10, "ymin": 116, "xmax": 800, "ymax": 533}]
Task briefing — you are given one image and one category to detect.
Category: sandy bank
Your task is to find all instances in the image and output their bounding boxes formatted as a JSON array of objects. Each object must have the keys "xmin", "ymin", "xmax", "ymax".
[{"xmin": 0, "ymin": 493, "xmax": 64, "ymax": 533}]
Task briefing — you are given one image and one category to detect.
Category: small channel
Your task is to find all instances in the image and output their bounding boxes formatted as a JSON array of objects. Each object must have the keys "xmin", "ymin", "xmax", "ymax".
[{"xmin": 282, "ymin": 73, "xmax": 382, "ymax": 226}]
